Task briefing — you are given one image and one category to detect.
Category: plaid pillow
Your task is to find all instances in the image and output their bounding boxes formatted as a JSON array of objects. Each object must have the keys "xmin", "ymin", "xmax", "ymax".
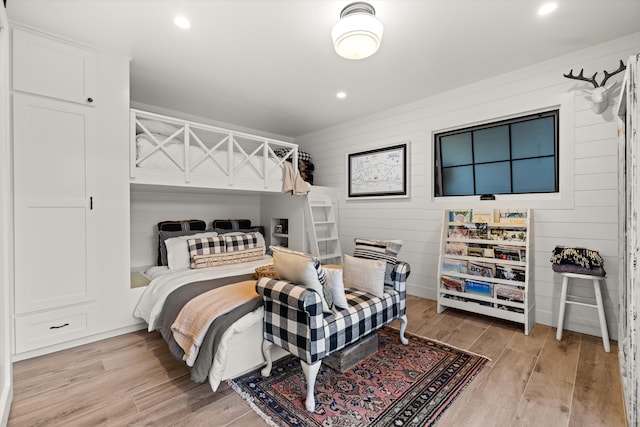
[
  {"xmin": 225, "ymin": 232, "xmax": 259, "ymax": 252},
  {"xmin": 353, "ymin": 238, "xmax": 402, "ymax": 284},
  {"xmin": 187, "ymin": 236, "xmax": 226, "ymax": 268}
]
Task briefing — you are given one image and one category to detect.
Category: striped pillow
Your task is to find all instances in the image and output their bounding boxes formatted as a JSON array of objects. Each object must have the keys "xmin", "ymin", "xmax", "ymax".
[
  {"xmin": 353, "ymin": 238, "xmax": 402, "ymax": 284},
  {"xmin": 225, "ymin": 232, "xmax": 259, "ymax": 252}
]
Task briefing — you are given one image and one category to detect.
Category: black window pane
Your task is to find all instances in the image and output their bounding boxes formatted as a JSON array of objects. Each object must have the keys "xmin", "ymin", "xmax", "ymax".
[
  {"xmin": 512, "ymin": 157, "xmax": 556, "ymax": 192},
  {"xmin": 473, "ymin": 125, "xmax": 510, "ymax": 163},
  {"xmin": 443, "ymin": 166, "xmax": 474, "ymax": 195},
  {"xmin": 441, "ymin": 133, "xmax": 472, "ymax": 167},
  {"xmin": 511, "ymin": 117, "xmax": 555, "ymax": 159},
  {"xmin": 475, "ymin": 161, "xmax": 511, "ymax": 194}
]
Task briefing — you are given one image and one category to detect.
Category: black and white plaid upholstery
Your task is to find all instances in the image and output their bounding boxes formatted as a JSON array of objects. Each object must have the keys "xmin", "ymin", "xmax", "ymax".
[
  {"xmin": 224, "ymin": 232, "xmax": 259, "ymax": 252},
  {"xmin": 256, "ymin": 261, "xmax": 410, "ymax": 364}
]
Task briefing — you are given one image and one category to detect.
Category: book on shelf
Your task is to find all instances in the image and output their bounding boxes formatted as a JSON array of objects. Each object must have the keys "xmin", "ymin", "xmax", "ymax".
[
  {"xmin": 441, "ymin": 258, "xmax": 468, "ymax": 274},
  {"xmin": 445, "ymin": 243, "xmax": 468, "ymax": 256},
  {"xmin": 468, "ymin": 260, "xmax": 495, "ymax": 278},
  {"xmin": 450, "ymin": 210, "xmax": 472, "ymax": 223},
  {"xmin": 502, "ymin": 229, "xmax": 526, "ymax": 242},
  {"xmin": 497, "ymin": 304, "xmax": 525, "ymax": 313},
  {"xmin": 472, "ymin": 209, "xmax": 494, "ymax": 223},
  {"xmin": 494, "ymin": 245, "xmax": 522, "ymax": 261},
  {"xmin": 495, "ymin": 265, "xmax": 526, "ymax": 282},
  {"xmin": 467, "ymin": 246, "xmax": 484, "ymax": 257},
  {"xmin": 465, "ymin": 279, "xmax": 493, "ymax": 296},
  {"xmin": 441, "ymin": 276, "xmax": 465, "ymax": 292},
  {"xmin": 499, "ymin": 209, "xmax": 527, "ymax": 225},
  {"xmin": 495, "ymin": 284, "xmax": 525, "ymax": 302}
]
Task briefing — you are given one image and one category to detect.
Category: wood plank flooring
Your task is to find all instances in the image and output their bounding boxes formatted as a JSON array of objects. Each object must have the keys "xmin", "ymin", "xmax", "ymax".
[{"xmin": 8, "ymin": 295, "xmax": 627, "ymax": 426}]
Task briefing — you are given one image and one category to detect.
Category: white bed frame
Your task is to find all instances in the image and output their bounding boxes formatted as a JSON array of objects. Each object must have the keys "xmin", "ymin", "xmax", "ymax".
[{"xmin": 130, "ymin": 109, "xmax": 299, "ymax": 192}]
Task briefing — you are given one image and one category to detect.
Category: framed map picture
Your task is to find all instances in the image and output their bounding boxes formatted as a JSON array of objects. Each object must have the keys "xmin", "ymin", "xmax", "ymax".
[{"xmin": 347, "ymin": 142, "xmax": 409, "ymax": 199}]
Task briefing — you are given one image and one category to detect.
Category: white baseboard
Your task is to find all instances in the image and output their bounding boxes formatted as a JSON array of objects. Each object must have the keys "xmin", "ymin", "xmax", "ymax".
[{"xmin": 0, "ymin": 381, "xmax": 12, "ymax": 427}]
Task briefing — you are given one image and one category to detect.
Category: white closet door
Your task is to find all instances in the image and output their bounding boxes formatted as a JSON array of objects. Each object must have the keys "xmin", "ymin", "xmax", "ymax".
[
  {"xmin": 13, "ymin": 93, "xmax": 96, "ymax": 314},
  {"xmin": 12, "ymin": 28, "xmax": 95, "ymax": 105}
]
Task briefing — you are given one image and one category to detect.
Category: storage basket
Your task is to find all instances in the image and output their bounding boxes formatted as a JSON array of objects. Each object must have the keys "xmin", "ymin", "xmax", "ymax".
[{"xmin": 255, "ymin": 265, "xmax": 279, "ymax": 280}]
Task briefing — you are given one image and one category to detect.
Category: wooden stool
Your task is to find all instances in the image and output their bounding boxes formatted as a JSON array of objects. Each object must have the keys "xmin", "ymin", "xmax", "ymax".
[{"xmin": 556, "ymin": 272, "xmax": 610, "ymax": 352}]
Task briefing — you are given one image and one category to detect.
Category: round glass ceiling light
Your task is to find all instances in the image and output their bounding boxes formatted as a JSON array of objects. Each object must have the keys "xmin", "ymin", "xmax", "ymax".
[{"xmin": 332, "ymin": 2, "xmax": 383, "ymax": 60}]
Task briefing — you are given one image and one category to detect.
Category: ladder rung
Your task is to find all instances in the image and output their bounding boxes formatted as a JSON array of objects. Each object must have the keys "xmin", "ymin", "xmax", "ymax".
[
  {"xmin": 317, "ymin": 237, "xmax": 339, "ymax": 242},
  {"xmin": 310, "ymin": 202, "xmax": 331, "ymax": 207},
  {"xmin": 320, "ymin": 252, "xmax": 342, "ymax": 260},
  {"xmin": 314, "ymin": 220, "xmax": 335, "ymax": 225}
]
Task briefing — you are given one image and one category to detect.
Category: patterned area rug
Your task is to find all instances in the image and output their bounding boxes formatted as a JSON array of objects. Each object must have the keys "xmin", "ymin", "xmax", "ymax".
[{"xmin": 228, "ymin": 327, "xmax": 488, "ymax": 427}]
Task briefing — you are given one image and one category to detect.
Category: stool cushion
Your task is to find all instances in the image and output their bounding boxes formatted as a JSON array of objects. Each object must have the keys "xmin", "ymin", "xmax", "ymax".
[{"xmin": 552, "ymin": 263, "xmax": 606, "ymax": 277}]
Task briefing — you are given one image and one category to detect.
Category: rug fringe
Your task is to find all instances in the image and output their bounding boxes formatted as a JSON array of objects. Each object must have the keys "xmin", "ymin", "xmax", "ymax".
[{"xmin": 227, "ymin": 379, "xmax": 281, "ymax": 427}]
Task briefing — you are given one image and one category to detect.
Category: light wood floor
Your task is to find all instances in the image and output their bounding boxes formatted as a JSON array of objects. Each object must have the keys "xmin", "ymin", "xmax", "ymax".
[{"xmin": 8, "ymin": 295, "xmax": 627, "ymax": 427}]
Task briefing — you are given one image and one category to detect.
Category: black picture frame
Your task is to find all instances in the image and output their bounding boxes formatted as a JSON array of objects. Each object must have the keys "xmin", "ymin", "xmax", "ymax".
[{"xmin": 347, "ymin": 142, "xmax": 409, "ymax": 199}]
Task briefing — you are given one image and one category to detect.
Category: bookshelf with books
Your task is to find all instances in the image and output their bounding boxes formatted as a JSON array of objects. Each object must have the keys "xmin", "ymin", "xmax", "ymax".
[{"xmin": 437, "ymin": 209, "xmax": 534, "ymax": 334}]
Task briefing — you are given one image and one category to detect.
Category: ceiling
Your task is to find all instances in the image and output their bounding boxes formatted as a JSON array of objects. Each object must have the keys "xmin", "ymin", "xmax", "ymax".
[{"xmin": 6, "ymin": 0, "xmax": 640, "ymax": 138}]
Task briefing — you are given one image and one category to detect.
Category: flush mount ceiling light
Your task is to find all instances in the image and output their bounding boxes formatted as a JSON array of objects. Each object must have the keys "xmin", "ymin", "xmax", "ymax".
[{"xmin": 331, "ymin": 2, "xmax": 383, "ymax": 60}]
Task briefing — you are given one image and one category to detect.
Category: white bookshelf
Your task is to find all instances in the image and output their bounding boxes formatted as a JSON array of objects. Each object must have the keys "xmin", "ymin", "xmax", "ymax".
[{"xmin": 437, "ymin": 209, "xmax": 534, "ymax": 335}]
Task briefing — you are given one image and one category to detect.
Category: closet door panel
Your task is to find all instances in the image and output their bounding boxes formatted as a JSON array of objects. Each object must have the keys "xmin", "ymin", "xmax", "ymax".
[
  {"xmin": 13, "ymin": 94, "xmax": 96, "ymax": 314},
  {"xmin": 12, "ymin": 28, "xmax": 95, "ymax": 105}
]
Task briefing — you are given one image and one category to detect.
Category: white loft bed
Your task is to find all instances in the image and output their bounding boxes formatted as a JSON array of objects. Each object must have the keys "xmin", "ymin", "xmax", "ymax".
[{"xmin": 130, "ymin": 109, "xmax": 299, "ymax": 192}]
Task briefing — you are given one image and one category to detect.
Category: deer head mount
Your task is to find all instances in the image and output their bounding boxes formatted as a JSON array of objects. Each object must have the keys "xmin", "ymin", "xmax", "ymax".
[{"xmin": 564, "ymin": 60, "xmax": 627, "ymax": 114}]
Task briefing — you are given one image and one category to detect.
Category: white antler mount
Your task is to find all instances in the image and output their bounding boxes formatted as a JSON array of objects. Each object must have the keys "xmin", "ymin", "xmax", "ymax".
[{"xmin": 564, "ymin": 60, "xmax": 627, "ymax": 114}]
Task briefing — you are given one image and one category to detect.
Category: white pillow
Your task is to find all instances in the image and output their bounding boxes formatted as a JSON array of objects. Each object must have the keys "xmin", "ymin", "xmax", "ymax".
[
  {"xmin": 325, "ymin": 267, "xmax": 348, "ymax": 310},
  {"xmin": 343, "ymin": 254, "xmax": 386, "ymax": 298},
  {"xmin": 271, "ymin": 247, "xmax": 332, "ymax": 313},
  {"xmin": 165, "ymin": 231, "xmax": 219, "ymax": 270}
]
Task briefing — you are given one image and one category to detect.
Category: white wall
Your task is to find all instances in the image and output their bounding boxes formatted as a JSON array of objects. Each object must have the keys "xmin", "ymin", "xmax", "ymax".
[
  {"xmin": 0, "ymin": 5, "xmax": 12, "ymax": 425},
  {"xmin": 296, "ymin": 32, "xmax": 640, "ymax": 340}
]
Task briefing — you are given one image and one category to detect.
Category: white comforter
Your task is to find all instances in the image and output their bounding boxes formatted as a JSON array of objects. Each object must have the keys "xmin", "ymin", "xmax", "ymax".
[
  {"xmin": 134, "ymin": 256, "xmax": 272, "ymax": 331},
  {"xmin": 133, "ymin": 256, "xmax": 273, "ymax": 391}
]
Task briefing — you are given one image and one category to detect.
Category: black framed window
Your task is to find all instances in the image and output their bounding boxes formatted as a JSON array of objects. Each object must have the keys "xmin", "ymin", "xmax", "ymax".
[{"xmin": 434, "ymin": 110, "xmax": 559, "ymax": 197}]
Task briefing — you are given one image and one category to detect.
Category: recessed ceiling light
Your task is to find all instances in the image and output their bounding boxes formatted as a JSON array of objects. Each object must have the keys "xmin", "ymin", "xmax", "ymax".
[
  {"xmin": 538, "ymin": 2, "xmax": 557, "ymax": 16},
  {"xmin": 174, "ymin": 15, "xmax": 191, "ymax": 29},
  {"xmin": 337, "ymin": 92, "xmax": 347, "ymax": 99}
]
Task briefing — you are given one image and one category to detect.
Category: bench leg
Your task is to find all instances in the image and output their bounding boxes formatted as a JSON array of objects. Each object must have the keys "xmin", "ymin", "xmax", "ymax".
[
  {"xmin": 260, "ymin": 340, "xmax": 273, "ymax": 377},
  {"xmin": 399, "ymin": 315, "xmax": 409, "ymax": 345},
  {"xmin": 300, "ymin": 360, "xmax": 321, "ymax": 412}
]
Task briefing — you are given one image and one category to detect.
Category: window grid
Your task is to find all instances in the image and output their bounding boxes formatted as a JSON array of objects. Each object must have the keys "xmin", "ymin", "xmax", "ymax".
[{"xmin": 435, "ymin": 110, "xmax": 559, "ymax": 197}]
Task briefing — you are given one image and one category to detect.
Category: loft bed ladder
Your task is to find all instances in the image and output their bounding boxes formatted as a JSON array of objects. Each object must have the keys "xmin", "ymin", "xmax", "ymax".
[{"xmin": 304, "ymin": 191, "xmax": 342, "ymax": 265}]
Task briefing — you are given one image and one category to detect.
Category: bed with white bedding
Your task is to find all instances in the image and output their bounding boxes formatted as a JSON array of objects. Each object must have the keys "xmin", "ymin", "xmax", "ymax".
[
  {"xmin": 130, "ymin": 109, "xmax": 299, "ymax": 192},
  {"xmin": 134, "ymin": 256, "xmax": 287, "ymax": 391}
]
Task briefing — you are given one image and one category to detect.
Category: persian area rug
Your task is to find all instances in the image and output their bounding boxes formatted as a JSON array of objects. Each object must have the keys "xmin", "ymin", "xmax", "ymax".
[{"xmin": 228, "ymin": 327, "xmax": 488, "ymax": 427}]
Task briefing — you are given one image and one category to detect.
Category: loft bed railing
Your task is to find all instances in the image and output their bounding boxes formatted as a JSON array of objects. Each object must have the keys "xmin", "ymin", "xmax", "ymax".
[{"xmin": 130, "ymin": 109, "xmax": 299, "ymax": 192}]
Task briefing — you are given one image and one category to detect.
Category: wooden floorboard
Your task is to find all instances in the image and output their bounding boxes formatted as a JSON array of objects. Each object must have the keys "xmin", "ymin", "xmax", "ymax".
[{"xmin": 7, "ymin": 295, "xmax": 627, "ymax": 426}]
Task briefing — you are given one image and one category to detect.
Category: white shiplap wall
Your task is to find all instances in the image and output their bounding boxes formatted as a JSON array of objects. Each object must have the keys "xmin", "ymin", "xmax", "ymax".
[{"xmin": 296, "ymin": 32, "xmax": 640, "ymax": 340}]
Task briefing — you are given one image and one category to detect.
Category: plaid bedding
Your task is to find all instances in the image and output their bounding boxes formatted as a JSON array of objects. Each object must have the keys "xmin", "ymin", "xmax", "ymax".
[{"xmin": 256, "ymin": 261, "xmax": 409, "ymax": 364}]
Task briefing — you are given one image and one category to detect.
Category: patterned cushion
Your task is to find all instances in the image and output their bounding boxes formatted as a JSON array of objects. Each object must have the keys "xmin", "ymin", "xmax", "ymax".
[
  {"xmin": 191, "ymin": 247, "xmax": 264, "ymax": 269},
  {"xmin": 187, "ymin": 236, "xmax": 226, "ymax": 268},
  {"xmin": 156, "ymin": 219, "xmax": 207, "ymax": 265},
  {"xmin": 225, "ymin": 232, "xmax": 259, "ymax": 252},
  {"xmin": 257, "ymin": 277, "xmax": 403, "ymax": 363},
  {"xmin": 353, "ymin": 238, "xmax": 402, "ymax": 284}
]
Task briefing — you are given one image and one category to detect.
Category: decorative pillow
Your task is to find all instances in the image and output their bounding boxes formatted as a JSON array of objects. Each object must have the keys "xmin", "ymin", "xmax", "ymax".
[
  {"xmin": 192, "ymin": 247, "xmax": 264, "ymax": 269},
  {"xmin": 343, "ymin": 254, "xmax": 386, "ymax": 298},
  {"xmin": 165, "ymin": 231, "xmax": 219, "ymax": 270},
  {"xmin": 156, "ymin": 219, "xmax": 207, "ymax": 266},
  {"xmin": 222, "ymin": 231, "xmax": 266, "ymax": 255},
  {"xmin": 158, "ymin": 228, "xmax": 214, "ymax": 266},
  {"xmin": 187, "ymin": 236, "xmax": 226, "ymax": 268},
  {"xmin": 353, "ymin": 238, "xmax": 402, "ymax": 284},
  {"xmin": 225, "ymin": 232, "xmax": 259, "ymax": 252},
  {"xmin": 271, "ymin": 246, "xmax": 332, "ymax": 313},
  {"xmin": 137, "ymin": 119, "xmax": 181, "ymax": 137},
  {"xmin": 324, "ymin": 267, "xmax": 348, "ymax": 310}
]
